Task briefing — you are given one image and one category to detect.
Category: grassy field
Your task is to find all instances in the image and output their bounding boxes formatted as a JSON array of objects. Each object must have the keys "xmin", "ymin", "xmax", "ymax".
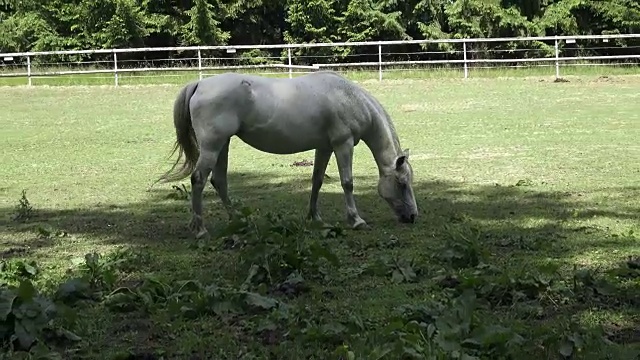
[
  {"xmin": 0, "ymin": 73, "xmax": 639, "ymax": 359},
  {"xmin": 0, "ymin": 62, "xmax": 639, "ymax": 87}
]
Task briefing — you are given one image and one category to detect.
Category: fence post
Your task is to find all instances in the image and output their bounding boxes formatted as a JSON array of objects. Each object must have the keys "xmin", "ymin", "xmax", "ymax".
[
  {"xmin": 554, "ymin": 37, "xmax": 560, "ymax": 79},
  {"xmin": 463, "ymin": 41, "xmax": 468, "ymax": 79},
  {"xmin": 378, "ymin": 44, "xmax": 383, "ymax": 81},
  {"xmin": 27, "ymin": 55, "xmax": 32, "ymax": 86},
  {"xmin": 113, "ymin": 52, "xmax": 118, "ymax": 87},
  {"xmin": 198, "ymin": 48, "xmax": 203, "ymax": 80},
  {"xmin": 288, "ymin": 48, "xmax": 292, "ymax": 79}
]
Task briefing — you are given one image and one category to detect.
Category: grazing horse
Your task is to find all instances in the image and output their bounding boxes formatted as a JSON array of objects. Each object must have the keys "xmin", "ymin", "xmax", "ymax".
[{"xmin": 159, "ymin": 70, "xmax": 418, "ymax": 239}]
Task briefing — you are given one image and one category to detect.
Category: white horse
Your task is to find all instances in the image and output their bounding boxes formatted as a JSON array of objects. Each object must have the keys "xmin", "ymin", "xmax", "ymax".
[{"xmin": 159, "ymin": 71, "xmax": 418, "ymax": 239}]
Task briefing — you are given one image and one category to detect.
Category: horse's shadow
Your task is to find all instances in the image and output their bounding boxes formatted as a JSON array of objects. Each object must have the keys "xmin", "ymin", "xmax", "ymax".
[{"xmin": 0, "ymin": 170, "xmax": 638, "ymax": 265}]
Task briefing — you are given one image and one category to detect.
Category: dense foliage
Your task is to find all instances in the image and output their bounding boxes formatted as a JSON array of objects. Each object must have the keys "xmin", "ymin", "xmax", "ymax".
[
  {"xmin": 1, "ymin": 1, "xmax": 639, "ymax": 67},
  {"xmin": 3, "ymin": 192, "xmax": 640, "ymax": 358}
]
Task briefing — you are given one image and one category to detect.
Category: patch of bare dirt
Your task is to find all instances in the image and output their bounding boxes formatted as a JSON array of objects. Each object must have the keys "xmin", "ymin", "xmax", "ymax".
[{"xmin": 291, "ymin": 159, "xmax": 313, "ymax": 167}]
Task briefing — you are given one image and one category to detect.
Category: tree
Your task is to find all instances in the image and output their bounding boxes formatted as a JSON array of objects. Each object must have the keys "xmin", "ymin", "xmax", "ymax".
[
  {"xmin": 338, "ymin": 0, "xmax": 408, "ymax": 42},
  {"xmin": 181, "ymin": 0, "xmax": 230, "ymax": 46},
  {"xmin": 283, "ymin": 0, "xmax": 343, "ymax": 64},
  {"xmin": 0, "ymin": 0, "xmax": 637, "ymax": 66}
]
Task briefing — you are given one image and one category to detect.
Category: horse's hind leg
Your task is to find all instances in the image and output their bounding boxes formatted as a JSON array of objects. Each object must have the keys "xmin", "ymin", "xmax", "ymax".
[
  {"xmin": 190, "ymin": 138, "xmax": 228, "ymax": 239},
  {"xmin": 307, "ymin": 148, "xmax": 332, "ymax": 222},
  {"xmin": 210, "ymin": 139, "xmax": 232, "ymax": 212}
]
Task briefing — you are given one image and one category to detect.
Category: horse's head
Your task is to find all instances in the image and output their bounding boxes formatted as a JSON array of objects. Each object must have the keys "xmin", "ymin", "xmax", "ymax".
[{"xmin": 377, "ymin": 149, "xmax": 418, "ymax": 224}]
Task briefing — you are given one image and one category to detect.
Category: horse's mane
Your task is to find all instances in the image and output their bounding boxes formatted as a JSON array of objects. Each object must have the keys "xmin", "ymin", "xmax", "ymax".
[{"xmin": 360, "ymin": 87, "xmax": 402, "ymax": 153}]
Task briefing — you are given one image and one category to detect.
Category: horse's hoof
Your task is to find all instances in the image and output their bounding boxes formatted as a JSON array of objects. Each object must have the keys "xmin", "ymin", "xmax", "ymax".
[
  {"xmin": 188, "ymin": 215, "xmax": 203, "ymax": 231},
  {"xmin": 307, "ymin": 211, "xmax": 323, "ymax": 222},
  {"xmin": 188, "ymin": 221, "xmax": 197, "ymax": 231},
  {"xmin": 309, "ymin": 218, "xmax": 324, "ymax": 226},
  {"xmin": 352, "ymin": 219, "xmax": 370, "ymax": 230},
  {"xmin": 195, "ymin": 228, "xmax": 210, "ymax": 240}
]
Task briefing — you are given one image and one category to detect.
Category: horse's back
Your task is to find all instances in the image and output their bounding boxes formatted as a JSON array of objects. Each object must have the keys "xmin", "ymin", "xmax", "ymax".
[
  {"xmin": 188, "ymin": 71, "xmax": 380, "ymax": 154},
  {"xmin": 192, "ymin": 70, "xmax": 365, "ymax": 113}
]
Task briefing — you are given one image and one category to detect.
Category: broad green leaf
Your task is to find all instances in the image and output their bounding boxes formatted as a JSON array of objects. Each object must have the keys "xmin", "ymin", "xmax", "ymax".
[
  {"xmin": 14, "ymin": 319, "xmax": 36, "ymax": 350},
  {"xmin": 568, "ymin": 332, "xmax": 585, "ymax": 349},
  {"xmin": 460, "ymin": 354, "xmax": 480, "ymax": 360},
  {"xmin": 28, "ymin": 341, "xmax": 62, "ymax": 359},
  {"xmin": 104, "ymin": 292, "xmax": 139, "ymax": 312},
  {"xmin": 558, "ymin": 341, "xmax": 574, "ymax": 357},
  {"xmin": 309, "ymin": 243, "xmax": 340, "ymax": 266},
  {"xmin": 58, "ymin": 328, "xmax": 82, "ymax": 341},
  {"xmin": 242, "ymin": 264, "xmax": 261, "ymax": 289},
  {"xmin": 402, "ymin": 346, "xmax": 423, "ymax": 358},
  {"xmin": 175, "ymin": 280, "xmax": 202, "ymax": 294},
  {"xmin": 427, "ymin": 323, "xmax": 437, "ymax": 338},
  {"xmin": 256, "ymin": 320, "xmax": 277, "ymax": 332},
  {"xmin": 461, "ymin": 337, "xmax": 483, "ymax": 347},
  {"xmin": 240, "ymin": 206, "xmax": 253, "ymax": 217},
  {"xmin": 0, "ymin": 290, "xmax": 17, "ymax": 321},
  {"xmin": 594, "ymin": 280, "xmax": 617, "ymax": 296},
  {"xmin": 17, "ymin": 280, "xmax": 36, "ymax": 301},
  {"xmin": 391, "ymin": 269, "xmax": 405, "ymax": 284},
  {"xmin": 211, "ymin": 300, "xmax": 236, "ymax": 316},
  {"xmin": 102, "ymin": 270, "xmax": 118, "ymax": 288},
  {"xmin": 243, "ymin": 292, "xmax": 278, "ymax": 310},
  {"xmin": 23, "ymin": 262, "xmax": 37, "ymax": 276},
  {"xmin": 320, "ymin": 322, "xmax": 347, "ymax": 335},
  {"xmin": 180, "ymin": 305, "xmax": 198, "ymax": 319},
  {"xmin": 0, "ymin": 322, "xmax": 12, "ymax": 338},
  {"xmin": 385, "ymin": 319, "xmax": 405, "ymax": 332},
  {"xmin": 399, "ymin": 263, "xmax": 417, "ymax": 282},
  {"xmin": 55, "ymin": 278, "xmax": 92, "ymax": 303},
  {"xmin": 368, "ymin": 346, "xmax": 394, "ymax": 360}
]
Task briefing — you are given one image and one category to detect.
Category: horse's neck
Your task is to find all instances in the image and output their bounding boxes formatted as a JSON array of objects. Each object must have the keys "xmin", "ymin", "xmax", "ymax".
[{"xmin": 364, "ymin": 114, "xmax": 401, "ymax": 176}]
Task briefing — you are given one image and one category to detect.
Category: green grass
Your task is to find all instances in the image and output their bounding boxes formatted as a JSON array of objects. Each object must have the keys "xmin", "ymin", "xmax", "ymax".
[{"xmin": 1, "ymin": 74, "xmax": 639, "ymax": 359}]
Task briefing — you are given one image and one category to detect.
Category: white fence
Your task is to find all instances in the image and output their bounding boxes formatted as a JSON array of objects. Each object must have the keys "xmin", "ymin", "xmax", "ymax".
[{"xmin": 1, "ymin": 34, "xmax": 639, "ymax": 86}]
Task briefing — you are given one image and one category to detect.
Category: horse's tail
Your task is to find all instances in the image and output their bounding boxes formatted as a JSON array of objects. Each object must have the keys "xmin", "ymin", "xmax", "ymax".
[{"xmin": 158, "ymin": 81, "xmax": 200, "ymax": 183}]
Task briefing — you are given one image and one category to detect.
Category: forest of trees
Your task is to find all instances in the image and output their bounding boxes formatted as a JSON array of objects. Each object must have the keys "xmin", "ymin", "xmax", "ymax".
[{"xmin": 1, "ymin": 0, "xmax": 639, "ymax": 65}]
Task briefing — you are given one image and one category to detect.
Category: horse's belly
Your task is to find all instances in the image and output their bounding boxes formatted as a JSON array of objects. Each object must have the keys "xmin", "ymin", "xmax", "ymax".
[
  {"xmin": 237, "ymin": 94, "xmax": 331, "ymax": 154},
  {"xmin": 237, "ymin": 127, "xmax": 326, "ymax": 154}
]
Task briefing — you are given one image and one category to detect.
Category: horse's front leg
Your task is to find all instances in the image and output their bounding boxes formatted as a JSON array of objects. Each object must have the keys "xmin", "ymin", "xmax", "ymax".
[
  {"xmin": 333, "ymin": 140, "xmax": 369, "ymax": 230},
  {"xmin": 210, "ymin": 139, "xmax": 232, "ymax": 215},
  {"xmin": 307, "ymin": 148, "xmax": 332, "ymax": 222}
]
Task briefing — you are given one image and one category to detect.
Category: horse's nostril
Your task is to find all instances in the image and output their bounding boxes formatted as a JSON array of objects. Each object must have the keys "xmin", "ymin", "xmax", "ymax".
[{"xmin": 410, "ymin": 214, "xmax": 416, "ymax": 223}]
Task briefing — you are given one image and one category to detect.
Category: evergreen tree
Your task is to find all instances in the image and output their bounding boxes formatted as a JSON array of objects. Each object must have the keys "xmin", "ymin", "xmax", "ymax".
[
  {"xmin": 0, "ymin": 0, "xmax": 637, "ymax": 66},
  {"xmin": 181, "ymin": 0, "xmax": 230, "ymax": 46}
]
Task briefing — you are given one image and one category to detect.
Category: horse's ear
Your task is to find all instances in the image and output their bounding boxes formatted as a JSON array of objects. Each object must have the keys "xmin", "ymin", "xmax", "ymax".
[
  {"xmin": 395, "ymin": 154, "xmax": 407, "ymax": 171},
  {"xmin": 395, "ymin": 149, "xmax": 410, "ymax": 170}
]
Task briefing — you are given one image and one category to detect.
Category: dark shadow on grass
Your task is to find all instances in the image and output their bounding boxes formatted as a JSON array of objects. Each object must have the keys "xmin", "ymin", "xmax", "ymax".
[
  {"xmin": 1, "ymin": 170, "xmax": 639, "ymax": 356},
  {"xmin": 0, "ymin": 169, "xmax": 638, "ymax": 264}
]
